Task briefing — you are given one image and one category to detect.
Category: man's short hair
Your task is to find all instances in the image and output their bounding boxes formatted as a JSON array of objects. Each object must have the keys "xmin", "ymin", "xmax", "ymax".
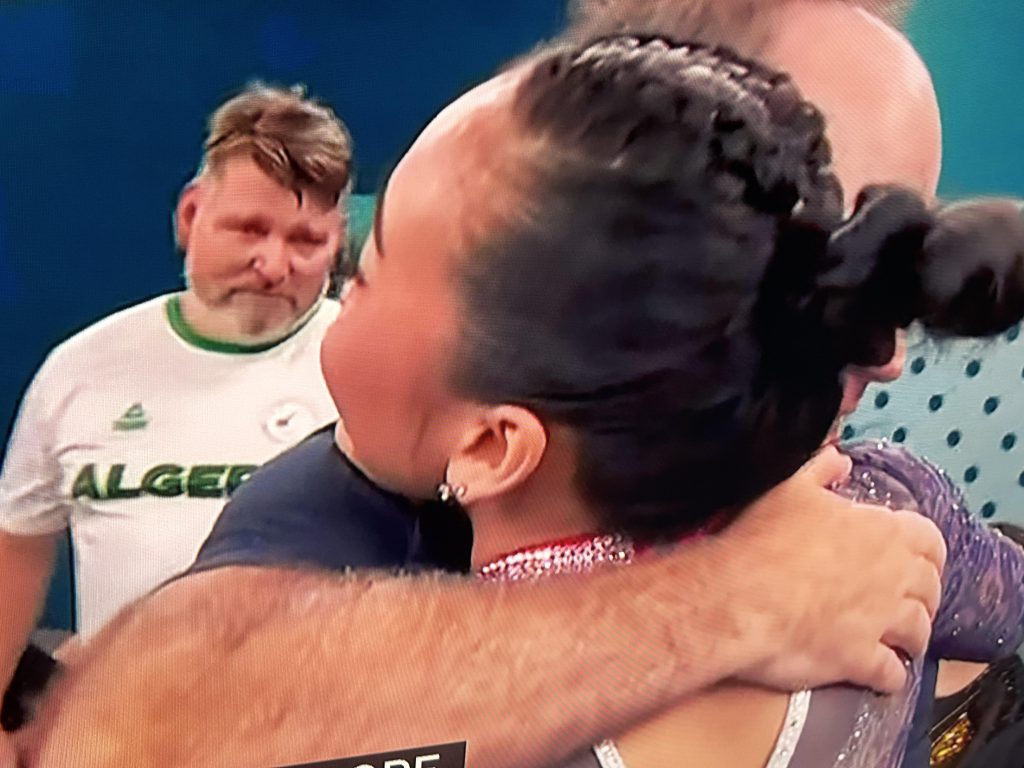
[
  {"xmin": 202, "ymin": 82, "xmax": 353, "ymax": 208},
  {"xmin": 565, "ymin": 0, "xmax": 913, "ymax": 57}
]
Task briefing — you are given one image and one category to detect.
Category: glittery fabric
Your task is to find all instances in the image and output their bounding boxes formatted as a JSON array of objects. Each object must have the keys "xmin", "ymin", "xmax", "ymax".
[
  {"xmin": 767, "ymin": 690, "xmax": 812, "ymax": 767},
  {"xmin": 843, "ymin": 441, "xmax": 1024, "ymax": 663},
  {"xmin": 817, "ymin": 440, "xmax": 1024, "ymax": 768},
  {"xmin": 482, "ymin": 441, "xmax": 1024, "ymax": 768},
  {"xmin": 478, "ymin": 534, "xmax": 635, "ymax": 582}
]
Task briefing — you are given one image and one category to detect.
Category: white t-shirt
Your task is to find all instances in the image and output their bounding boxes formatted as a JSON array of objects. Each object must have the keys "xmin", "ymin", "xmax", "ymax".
[{"xmin": 0, "ymin": 293, "xmax": 340, "ymax": 636}]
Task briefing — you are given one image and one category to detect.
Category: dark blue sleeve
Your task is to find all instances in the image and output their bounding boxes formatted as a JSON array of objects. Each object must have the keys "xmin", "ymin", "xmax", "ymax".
[{"xmin": 188, "ymin": 425, "xmax": 421, "ymax": 574}]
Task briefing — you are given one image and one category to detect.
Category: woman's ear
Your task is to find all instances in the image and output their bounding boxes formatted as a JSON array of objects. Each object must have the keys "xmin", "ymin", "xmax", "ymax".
[{"xmin": 445, "ymin": 405, "xmax": 547, "ymax": 505}]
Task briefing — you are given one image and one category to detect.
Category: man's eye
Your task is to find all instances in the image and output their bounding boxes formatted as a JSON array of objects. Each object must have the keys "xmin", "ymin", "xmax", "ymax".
[
  {"xmin": 237, "ymin": 223, "xmax": 266, "ymax": 236},
  {"xmin": 293, "ymin": 235, "xmax": 327, "ymax": 247}
]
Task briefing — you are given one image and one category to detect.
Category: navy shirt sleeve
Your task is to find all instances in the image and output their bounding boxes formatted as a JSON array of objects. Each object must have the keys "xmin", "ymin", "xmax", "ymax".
[
  {"xmin": 188, "ymin": 424, "xmax": 472, "ymax": 576},
  {"xmin": 190, "ymin": 425, "xmax": 424, "ymax": 574}
]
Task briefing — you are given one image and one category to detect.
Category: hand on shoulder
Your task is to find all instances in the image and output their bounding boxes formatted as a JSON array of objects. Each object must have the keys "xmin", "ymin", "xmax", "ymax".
[{"xmin": 717, "ymin": 447, "xmax": 946, "ymax": 693}]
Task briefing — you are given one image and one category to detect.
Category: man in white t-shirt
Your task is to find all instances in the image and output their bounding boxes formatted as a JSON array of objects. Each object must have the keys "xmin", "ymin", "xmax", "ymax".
[{"xmin": 0, "ymin": 82, "xmax": 351, "ymax": 701}]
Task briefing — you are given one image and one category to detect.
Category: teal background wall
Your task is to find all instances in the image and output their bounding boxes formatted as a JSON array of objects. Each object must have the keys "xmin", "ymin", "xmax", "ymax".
[
  {"xmin": 908, "ymin": 0, "xmax": 1024, "ymax": 199},
  {"xmin": 0, "ymin": 1, "xmax": 1020, "ymax": 629}
]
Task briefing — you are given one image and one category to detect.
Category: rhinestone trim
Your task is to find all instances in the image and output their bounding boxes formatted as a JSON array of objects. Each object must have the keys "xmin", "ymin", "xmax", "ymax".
[
  {"xmin": 766, "ymin": 690, "xmax": 812, "ymax": 768},
  {"xmin": 593, "ymin": 739, "xmax": 629, "ymax": 768},
  {"xmin": 478, "ymin": 534, "xmax": 635, "ymax": 582}
]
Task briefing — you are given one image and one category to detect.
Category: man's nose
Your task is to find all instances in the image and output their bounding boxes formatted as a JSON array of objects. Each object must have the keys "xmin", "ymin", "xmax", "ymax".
[{"xmin": 250, "ymin": 240, "xmax": 291, "ymax": 284}]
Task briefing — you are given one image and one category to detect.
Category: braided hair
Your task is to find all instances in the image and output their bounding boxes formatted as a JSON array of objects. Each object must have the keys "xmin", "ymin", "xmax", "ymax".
[{"xmin": 450, "ymin": 36, "xmax": 1024, "ymax": 541}]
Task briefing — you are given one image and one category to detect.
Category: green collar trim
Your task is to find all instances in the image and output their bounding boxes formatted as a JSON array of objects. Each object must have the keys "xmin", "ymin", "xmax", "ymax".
[{"xmin": 165, "ymin": 294, "xmax": 318, "ymax": 355}]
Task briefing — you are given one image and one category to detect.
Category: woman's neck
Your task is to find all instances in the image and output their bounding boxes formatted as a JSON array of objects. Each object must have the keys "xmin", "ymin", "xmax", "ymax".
[{"xmin": 469, "ymin": 488, "xmax": 598, "ymax": 571}]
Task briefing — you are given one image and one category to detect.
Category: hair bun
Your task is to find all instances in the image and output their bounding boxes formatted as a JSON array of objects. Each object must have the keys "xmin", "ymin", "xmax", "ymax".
[
  {"xmin": 821, "ymin": 185, "xmax": 932, "ymax": 289},
  {"xmin": 814, "ymin": 185, "xmax": 932, "ymax": 367},
  {"xmin": 917, "ymin": 198, "xmax": 1024, "ymax": 336},
  {"xmin": 813, "ymin": 188, "xmax": 1024, "ymax": 367}
]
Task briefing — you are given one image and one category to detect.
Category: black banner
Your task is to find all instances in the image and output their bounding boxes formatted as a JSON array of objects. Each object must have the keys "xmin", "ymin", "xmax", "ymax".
[{"xmin": 279, "ymin": 741, "xmax": 467, "ymax": 768}]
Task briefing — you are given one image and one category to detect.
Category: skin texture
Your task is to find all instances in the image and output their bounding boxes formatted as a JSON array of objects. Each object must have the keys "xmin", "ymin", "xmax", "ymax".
[
  {"xmin": 176, "ymin": 155, "xmax": 343, "ymax": 344},
  {"xmin": 765, "ymin": 2, "xmax": 941, "ymax": 203},
  {"xmin": 0, "ymin": 531, "xmax": 58, "ymax": 765},
  {"xmin": 20, "ymin": 449, "xmax": 944, "ymax": 768}
]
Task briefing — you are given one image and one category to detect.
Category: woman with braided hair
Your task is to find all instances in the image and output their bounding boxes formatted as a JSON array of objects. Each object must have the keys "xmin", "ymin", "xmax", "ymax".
[
  {"xmin": 314, "ymin": 35, "xmax": 1024, "ymax": 768},
  {"xmin": 21, "ymin": 34, "xmax": 1024, "ymax": 768}
]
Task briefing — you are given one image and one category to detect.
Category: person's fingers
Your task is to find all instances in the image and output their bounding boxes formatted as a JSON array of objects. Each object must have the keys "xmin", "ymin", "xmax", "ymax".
[
  {"xmin": 901, "ymin": 554, "xmax": 944, "ymax": 622},
  {"xmin": 854, "ymin": 645, "xmax": 909, "ymax": 695},
  {"xmin": 881, "ymin": 600, "xmax": 933, "ymax": 659},
  {"xmin": 890, "ymin": 508, "xmax": 948, "ymax": 576},
  {"xmin": 728, "ymin": 472, "xmax": 943, "ymax": 695},
  {"xmin": 803, "ymin": 445, "xmax": 854, "ymax": 487}
]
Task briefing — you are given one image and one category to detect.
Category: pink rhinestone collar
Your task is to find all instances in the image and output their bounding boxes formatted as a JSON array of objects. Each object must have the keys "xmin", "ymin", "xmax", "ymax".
[{"xmin": 477, "ymin": 533, "xmax": 636, "ymax": 582}]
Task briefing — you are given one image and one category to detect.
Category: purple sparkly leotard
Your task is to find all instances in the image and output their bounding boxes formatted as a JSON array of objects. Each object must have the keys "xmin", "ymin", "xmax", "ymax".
[{"xmin": 480, "ymin": 442, "xmax": 1024, "ymax": 768}]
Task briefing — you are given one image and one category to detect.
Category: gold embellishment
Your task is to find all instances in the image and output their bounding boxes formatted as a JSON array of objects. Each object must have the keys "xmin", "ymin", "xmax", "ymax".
[{"xmin": 930, "ymin": 712, "xmax": 975, "ymax": 767}]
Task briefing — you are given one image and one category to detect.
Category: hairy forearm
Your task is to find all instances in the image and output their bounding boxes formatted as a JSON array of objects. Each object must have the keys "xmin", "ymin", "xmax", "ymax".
[
  {"xmin": 26, "ymin": 544, "xmax": 764, "ymax": 768},
  {"xmin": 25, "ymin": 449, "xmax": 945, "ymax": 766}
]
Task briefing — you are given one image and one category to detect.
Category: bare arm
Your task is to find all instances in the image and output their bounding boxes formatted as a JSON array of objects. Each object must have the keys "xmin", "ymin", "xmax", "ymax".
[
  {"xmin": 0, "ymin": 531, "xmax": 58, "ymax": 768},
  {"xmin": 23, "ymin": 449, "xmax": 944, "ymax": 768},
  {"xmin": 0, "ymin": 354, "xmax": 70, "ymax": 697},
  {"xmin": 0, "ymin": 531, "xmax": 58, "ymax": 691}
]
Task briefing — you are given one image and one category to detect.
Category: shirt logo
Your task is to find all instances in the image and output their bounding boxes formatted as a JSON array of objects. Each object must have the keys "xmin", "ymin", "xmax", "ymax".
[
  {"xmin": 72, "ymin": 463, "xmax": 259, "ymax": 500},
  {"xmin": 113, "ymin": 403, "xmax": 148, "ymax": 431},
  {"xmin": 264, "ymin": 401, "xmax": 315, "ymax": 443}
]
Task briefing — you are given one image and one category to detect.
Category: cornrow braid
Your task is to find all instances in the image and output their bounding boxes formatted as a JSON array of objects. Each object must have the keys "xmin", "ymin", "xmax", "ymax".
[{"xmin": 451, "ymin": 35, "xmax": 1024, "ymax": 541}]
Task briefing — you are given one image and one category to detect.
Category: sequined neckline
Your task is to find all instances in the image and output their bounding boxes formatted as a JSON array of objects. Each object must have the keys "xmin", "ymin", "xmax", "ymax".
[{"xmin": 477, "ymin": 533, "xmax": 635, "ymax": 582}]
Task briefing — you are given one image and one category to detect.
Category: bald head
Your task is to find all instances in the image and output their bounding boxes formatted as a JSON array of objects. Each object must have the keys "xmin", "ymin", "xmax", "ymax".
[
  {"xmin": 566, "ymin": 0, "xmax": 915, "ymax": 50},
  {"xmin": 766, "ymin": 2, "xmax": 941, "ymax": 201},
  {"xmin": 565, "ymin": 0, "xmax": 942, "ymax": 203}
]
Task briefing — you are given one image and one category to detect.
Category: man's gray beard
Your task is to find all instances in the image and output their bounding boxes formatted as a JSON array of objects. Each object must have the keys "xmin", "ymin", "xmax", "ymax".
[{"xmin": 224, "ymin": 291, "xmax": 295, "ymax": 338}]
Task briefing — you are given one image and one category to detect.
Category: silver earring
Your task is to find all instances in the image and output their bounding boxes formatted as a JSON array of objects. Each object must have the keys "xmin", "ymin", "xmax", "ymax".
[{"xmin": 437, "ymin": 481, "xmax": 467, "ymax": 504}]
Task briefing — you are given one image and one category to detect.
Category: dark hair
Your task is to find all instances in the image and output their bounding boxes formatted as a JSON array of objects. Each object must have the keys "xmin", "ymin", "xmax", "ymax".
[
  {"xmin": 451, "ymin": 36, "xmax": 1024, "ymax": 542},
  {"xmin": 993, "ymin": 522, "xmax": 1024, "ymax": 549}
]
